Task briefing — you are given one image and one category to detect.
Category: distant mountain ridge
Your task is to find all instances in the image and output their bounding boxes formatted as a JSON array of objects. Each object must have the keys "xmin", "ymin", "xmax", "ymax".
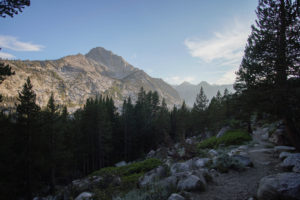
[
  {"xmin": 173, "ymin": 81, "xmax": 234, "ymax": 107},
  {"xmin": 0, "ymin": 47, "xmax": 182, "ymax": 112}
]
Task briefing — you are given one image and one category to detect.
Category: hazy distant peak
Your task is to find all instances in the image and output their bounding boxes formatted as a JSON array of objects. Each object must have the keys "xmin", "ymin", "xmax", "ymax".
[
  {"xmin": 198, "ymin": 81, "xmax": 210, "ymax": 86},
  {"xmin": 180, "ymin": 81, "xmax": 193, "ymax": 86}
]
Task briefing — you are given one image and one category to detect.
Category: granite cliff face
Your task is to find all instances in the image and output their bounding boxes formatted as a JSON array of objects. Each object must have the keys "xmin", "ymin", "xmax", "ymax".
[{"xmin": 0, "ymin": 47, "xmax": 182, "ymax": 112}]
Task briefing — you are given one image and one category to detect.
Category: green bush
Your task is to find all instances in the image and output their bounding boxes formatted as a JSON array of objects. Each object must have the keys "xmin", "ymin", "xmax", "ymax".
[
  {"xmin": 216, "ymin": 130, "xmax": 251, "ymax": 146},
  {"xmin": 90, "ymin": 158, "xmax": 162, "ymax": 177},
  {"xmin": 197, "ymin": 130, "xmax": 251, "ymax": 150},
  {"xmin": 197, "ymin": 136, "xmax": 218, "ymax": 149}
]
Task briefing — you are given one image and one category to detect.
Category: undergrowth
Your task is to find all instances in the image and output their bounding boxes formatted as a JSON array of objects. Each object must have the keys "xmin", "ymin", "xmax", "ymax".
[{"xmin": 197, "ymin": 130, "xmax": 251, "ymax": 149}]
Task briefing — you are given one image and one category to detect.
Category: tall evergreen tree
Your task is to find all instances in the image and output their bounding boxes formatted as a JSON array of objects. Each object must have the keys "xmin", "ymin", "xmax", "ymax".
[
  {"xmin": 45, "ymin": 93, "xmax": 59, "ymax": 194},
  {"xmin": 235, "ymin": 0, "xmax": 300, "ymax": 149},
  {"xmin": 16, "ymin": 77, "xmax": 40, "ymax": 200},
  {"xmin": 193, "ymin": 86, "xmax": 208, "ymax": 112}
]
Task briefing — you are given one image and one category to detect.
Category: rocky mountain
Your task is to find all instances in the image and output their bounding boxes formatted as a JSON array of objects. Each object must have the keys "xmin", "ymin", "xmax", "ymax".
[
  {"xmin": 0, "ymin": 47, "xmax": 182, "ymax": 112},
  {"xmin": 173, "ymin": 81, "xmax": 234, "ymax": 107}
]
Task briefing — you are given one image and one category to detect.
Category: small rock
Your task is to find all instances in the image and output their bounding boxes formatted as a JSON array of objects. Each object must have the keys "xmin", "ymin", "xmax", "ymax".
[
  {"xmin": 115, "ymin": 161, "xmax": 127, "ymax": 167},
  {"xmin": 208, "ymin": 149, "xmax": 218, "ymax": 157},
  {"xmin": 178, "ymin": 147, "xmax": 186, "ymax": 158},
  {"xmin": 274, "ymin": 146, "xmax": 296, "ymax": 153},
  {"xmin": 185, "ymin": 138, "xmax": 193, "ymax": 144},
  {"xmin": 168, "ymin": 193, "xmax": 185, "ymax": 200},
  {"xmin": 194, "ymin": 158, "xmax": 211, "ymax": 168},
  {"xmin": 257, "ymin": 173, "xmax": 300, "ymax": 200},
  {"xmin": 177, "ymin": 174, "xmax": 206, "ymax": 192},
  {"xmin": 75, "ymin": 192, "xmax": 93, "ymax": 200}
]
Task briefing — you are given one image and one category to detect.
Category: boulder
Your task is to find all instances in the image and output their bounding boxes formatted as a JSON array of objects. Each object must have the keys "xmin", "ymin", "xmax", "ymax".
[
  {"xmin": 178, "ymin": 147, "xmax": 186, "ymax": 158},
  {"xmin": 185, "ymin": 138, "xmax": 193, "ymax": 145},
  {"xmin": 74, "ymin": 192, "xmax": 93, "ymax": 200},
  {"xmin": 281, "ymin": 153, "xmax": 300, "ymax": 173},
  {"xmin": 279, "ymin": 152, "xmax": 292, "ymax": 160},
  {"xmin": 232, "ymin": 155, "xmax": 253, "ymax": 167},
  {"xmin": 139, "ymin": 165, "xmax": 167, "ymax": 187},
  {"xmin": 159, "ymin": 175, "xmax": 179, "ymax": 191},
  {"xmin": 274, "ymin": 146, "xmax": 296, "ymax": 153},
  {"xmin": 257, "ymin": 173, "xmax": 300, "ymax": 200},
  {"xmin": 170, "ymin": 161, "xmax": 191, "ymax": 175},
  {"xmin": 168, "ymin": 193, "xmax": 185, "ymax": 200},
  {"xmin": 177, "ymin": 174, "xmax": 206, "ymax": 192},
  {"xmin": 146, "ymin": 150, "xmax": 156, "ymax": 158},
  {"xmin": 216, "ymin": 126, "xmax": 230, "ymax": 138},
  {"xmin": 72, "ymin": 176, "xmax": 102, "ymax": 193}
]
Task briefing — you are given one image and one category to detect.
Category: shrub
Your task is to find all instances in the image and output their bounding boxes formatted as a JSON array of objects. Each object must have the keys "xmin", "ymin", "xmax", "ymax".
[
  {"xmin": 197, "ymin": 130, "xmax": 251, "ymax": 150},
  {"xmin": 216, "ymin": 130, "xmax": 251, "ymax": 146},
  {"xmin": 211, "ymin": 153, "xmax": 245, "ymax": 173},
  {"xmin": 90, "ymin": 158, "xmax": 162, "ymax": 177},
  {"xmin": 90, "ymin": 158, "xmax": 163, "ymax": 199},
  {"xmin": 197, "ymin": 136, "xmax": 218, "ymax": 149}
]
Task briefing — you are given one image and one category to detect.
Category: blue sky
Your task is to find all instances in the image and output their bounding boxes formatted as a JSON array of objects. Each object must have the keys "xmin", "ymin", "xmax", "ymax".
[{"xmin": 0, "ymin": 0, "xmax": 258, "ymax": 85}]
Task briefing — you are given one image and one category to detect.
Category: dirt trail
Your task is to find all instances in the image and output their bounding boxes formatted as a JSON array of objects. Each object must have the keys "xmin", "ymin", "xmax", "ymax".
[{"xmin": 190, "ymin": 129, "xmax": 284, "ymax": 200}]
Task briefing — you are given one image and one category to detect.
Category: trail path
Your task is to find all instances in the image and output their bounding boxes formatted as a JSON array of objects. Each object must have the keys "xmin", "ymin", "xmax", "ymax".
[{"xmin": 191, "ymin": 129, "xmax": 284, "ymax": 200}]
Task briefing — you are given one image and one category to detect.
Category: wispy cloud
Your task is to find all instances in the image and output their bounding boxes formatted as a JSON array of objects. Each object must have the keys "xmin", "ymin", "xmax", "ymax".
[
  {"xmin": 216, "ymin": 68, "xmax": 237, "ymax": 85},
  {"xmin": 0, "ymin": 35, "xmax": 44, "ymax": 51},
  {"xmin": 0, "ymin": 52, "xmax": 15, "ymax": 59},
  {"xmin": 184, "ymin": 19, "xmax": 251, "ymax": 84},
  {"xmin": 164, "ymin": 76, "xmax": 196, "ymax": 85},
  {"xmin": 184, "ymin": 20, "xmax": 249, "ymax": 65}
]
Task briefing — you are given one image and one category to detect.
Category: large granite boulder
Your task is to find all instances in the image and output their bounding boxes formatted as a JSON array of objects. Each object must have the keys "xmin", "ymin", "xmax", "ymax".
[
  {"xmin": 216, "ymin": 126, "xmax": 230, "ymax": 138},
  {"xmin": 167, "ymin": 193, "xmax": 185, "ymax": 200},
  {"xmin": 281, "ymin": 153, "xmax": 300, "ymax": 173},
  {"xmin": 139, "ymin": 165, "xmax": 167, "ymax": 187},
  {"xmin": 170, "ymin": 161, "xmax": 191, "ymax": 175},
  {"xmin": 177, "ymin": 174, "xmax": 206, "ymax": 192},
  {"xmin": 257, "ymin": 173, "xmax": 300, "ymax": 200},
  {"xmin": 74, "ymin": 192, "xmax": 93, "ymax": 200}
]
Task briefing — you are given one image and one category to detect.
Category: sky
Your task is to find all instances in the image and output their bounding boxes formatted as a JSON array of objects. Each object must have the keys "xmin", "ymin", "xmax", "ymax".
[{"xmin": 0, "ymin": 0, "xmax": 258, "ymax": 85}]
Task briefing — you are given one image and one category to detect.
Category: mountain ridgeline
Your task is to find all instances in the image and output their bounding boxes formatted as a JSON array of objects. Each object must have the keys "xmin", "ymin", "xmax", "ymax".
[
  {"xmin": 173, "ymin": 81, "xmax": 234, "ymax": 107},
  {"xmin": 0, "ymin": 47, "xmax": 182, "ymax": 111}
]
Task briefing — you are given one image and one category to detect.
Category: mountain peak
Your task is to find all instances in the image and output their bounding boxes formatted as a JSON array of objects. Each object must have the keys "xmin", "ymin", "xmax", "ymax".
[{"xmin": 85, "ymin": 47, "xmax": 137, "ymax": 79}]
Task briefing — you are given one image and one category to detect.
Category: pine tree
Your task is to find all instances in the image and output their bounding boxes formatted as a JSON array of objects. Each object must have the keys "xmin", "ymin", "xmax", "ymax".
[
  {"xmin": 235, "ymin": 0, "xmax": 300, "ymax": 149},
  {"xmin": 45, "ymin": 93, "xmax": 59, "ymax": 194},
  {"xmin": 193, "ymin": 86, "xmax": 208, "ymax": 112},
  {"xmin": 192, "ymin": 86, "xmax": 208, "ymax": 134},
  {"xmin": 16, "ymin": 77, "xmax": 40, "ymax": 200},
  {"xmin": 235, "ymin": 0, "xmax": 299, "ymax": 91}
]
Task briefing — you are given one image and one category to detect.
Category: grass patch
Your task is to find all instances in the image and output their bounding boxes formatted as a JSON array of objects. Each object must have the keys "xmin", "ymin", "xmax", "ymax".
[{"xmin": 198, "ymin": 130, "xmax": 251, "ymax": 150}]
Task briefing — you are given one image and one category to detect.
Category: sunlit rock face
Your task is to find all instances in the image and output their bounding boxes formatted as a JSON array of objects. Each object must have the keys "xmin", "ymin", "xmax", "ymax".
[{"xmin": 0, "ymin": 47, "xmax": 182, "ymax": 112}]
